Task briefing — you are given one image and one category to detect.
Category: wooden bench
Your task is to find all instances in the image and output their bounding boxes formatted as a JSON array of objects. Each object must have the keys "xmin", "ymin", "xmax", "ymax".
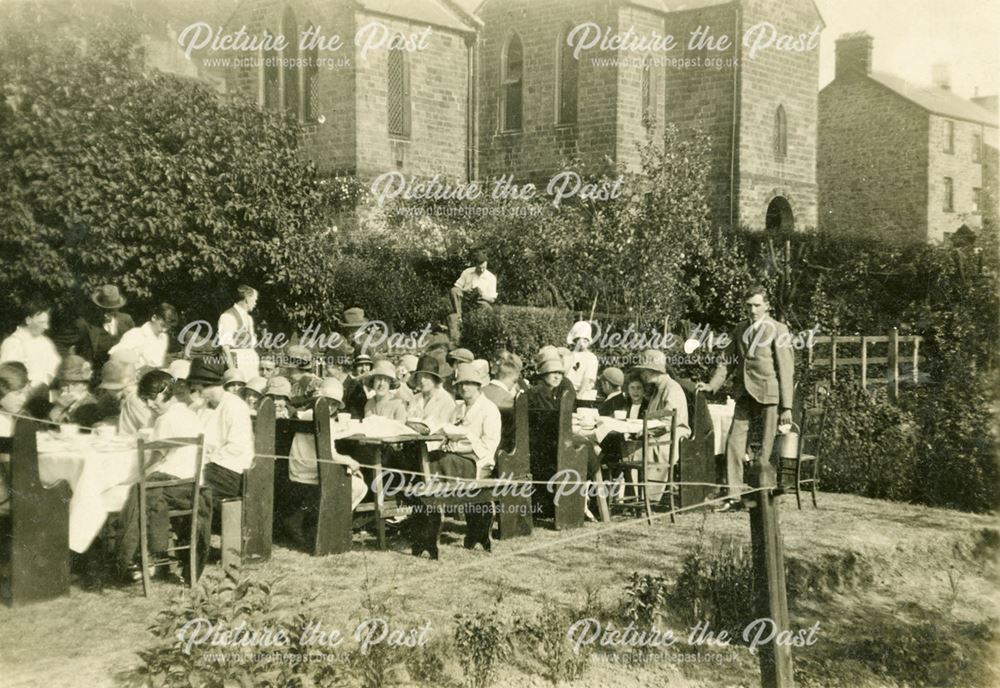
[
  {"xmin": 1, "ymin": 420, "xmax": 72, "ymax": 606},
  {"xmin": 528, "ymin": 387, "xmax": 590, "ymax": 530},
  {"xmin": 676, "ymin": 391, "xmax": 720, "ymax": 509}
]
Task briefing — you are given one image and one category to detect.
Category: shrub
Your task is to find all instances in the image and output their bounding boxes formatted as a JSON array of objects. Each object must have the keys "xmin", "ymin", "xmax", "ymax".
[
  {"xmin": 453, "ymin": 610, "xmax": 513, "ymax": 688},
  {"xmin": 513, "ymin": 600, "xmax": 590, "ymax": 686},
  {"xmin": 620, "ymin": 572, "xmax": 670, "ymax": 627},
  {"xmin": 461, "ymin": 306, "xmax": 575, "ymax": 360}
]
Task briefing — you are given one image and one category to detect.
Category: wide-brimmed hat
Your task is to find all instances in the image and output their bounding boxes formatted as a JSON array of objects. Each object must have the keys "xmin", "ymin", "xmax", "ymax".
[
  {"xmin": 187, "ymin": 358, "xmax": 226, "ymax": 386},
  {"xmin": 566, "ymin": 320, "xmax": 594, "ymax": 345},
  {"xmin": 91, "ymin": 284, "xmax": 127, "ymax": 310},
  {"xmin": 447, "ymin": 348, "xmax": 474, "ymax": 364},
  {"xmin": 266, "ymin": 376, "xmax": 292, "ymax": 398},
  {"xmin": 366, "ymin": 359, "xmax": 400, "ymax": 389},
  {"xmin": 453, "ymin": 362, "xmax": 486, "ymax": 387},
  {"xmin": 536, "ymin": 355, "xmax": 564, "ymax": 375},
  {"xmin": 600, "ymin": 366, "xmax": 624, "ymax": 387},
  {"xmin": 632, "ymin": 349, "xmax": 666, "ymax": 374},
  {"xmin": 223, "ymin": 368, "xmax": 247, "ymax": 387},
  {"xmin": 286, "ymin": 344, "xmax": 312, "ymax": 369},
  {"xmin": 413, "ymin": 354, "xmax": 442, "ymax": 382},
  {"xmin": 316, "ymin": 377, "xmax": 344, "ymax": 403},
  {"xmin": 99, "ymin": 360, "xmax": 135, "ymax": 391},
  {"xmin": 58, "ymin": 355, "xmax": 93, "ymax": 383},
  {"xmin": 245, "ymin": 376, "xmax": 267, "ymax": 395},
  {"xmin": 338, "ymin": 307, "xmax": 368, "ymax": 328}
]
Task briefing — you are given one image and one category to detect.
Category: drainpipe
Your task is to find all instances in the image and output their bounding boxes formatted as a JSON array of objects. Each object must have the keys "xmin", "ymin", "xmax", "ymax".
[
  {"xmin": 466, "ymin": 35, "xmax": 477, "ymax": 182},
  {"xmin": 728, "ymin": 1, "xmax": 742, "ymax": 231}
]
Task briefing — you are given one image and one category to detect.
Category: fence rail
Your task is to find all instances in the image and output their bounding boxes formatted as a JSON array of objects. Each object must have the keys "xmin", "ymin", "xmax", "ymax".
[{"xmin": 806, "ymin": 327, "xmax": 924, "ymax": 400}]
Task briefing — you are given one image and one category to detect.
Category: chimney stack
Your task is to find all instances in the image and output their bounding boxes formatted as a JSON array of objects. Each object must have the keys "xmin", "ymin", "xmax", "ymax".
[
  {"xmin": 835, "ymin": 32, "xmax": 874, "ymax": 79},
  {"xmin": 932, "ymin": 63, "xmax": 951, "ymax": 91}
]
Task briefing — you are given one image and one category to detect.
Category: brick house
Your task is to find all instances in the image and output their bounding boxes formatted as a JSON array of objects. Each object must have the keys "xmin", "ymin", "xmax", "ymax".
[
  {"xmin": 219, "ymin": 0, "xmax": 479, "ymax": 180},
  {"xmin": 473, "ymin": 0, "xmax": 823, "ymax": 230},
  {"xmin": 818, "ymin": 33, "xmax": 999, "ymax": 243}
]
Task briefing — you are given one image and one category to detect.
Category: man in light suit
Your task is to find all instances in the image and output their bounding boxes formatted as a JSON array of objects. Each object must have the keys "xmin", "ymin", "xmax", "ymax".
[{"xmin": 698, "ymin": 285, "xmax": 794, "ymax": 511}]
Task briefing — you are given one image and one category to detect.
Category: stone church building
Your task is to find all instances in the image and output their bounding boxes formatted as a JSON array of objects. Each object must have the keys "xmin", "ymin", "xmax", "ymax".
[{"xmin": 217, "ymin": 0, "xmax": 824, "ymax": 230}]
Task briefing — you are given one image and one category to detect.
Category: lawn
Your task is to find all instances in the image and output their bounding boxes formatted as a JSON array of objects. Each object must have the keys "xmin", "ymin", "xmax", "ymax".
[{"xmin": 1, "ymin": 492, "xmax": 998, "ymax": 688}]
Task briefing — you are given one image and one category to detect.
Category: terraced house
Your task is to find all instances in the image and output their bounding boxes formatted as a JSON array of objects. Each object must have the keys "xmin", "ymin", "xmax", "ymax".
[{"xmin": 219, "ymin": 0, "xmax": 825, "ymax": 230}]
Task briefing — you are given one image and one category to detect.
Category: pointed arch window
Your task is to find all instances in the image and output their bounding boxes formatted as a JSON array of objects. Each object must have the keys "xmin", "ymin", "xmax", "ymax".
[
  {"xmin": 281, "ymin": 7, "xmax": 300, "ymax": 120},
  {"xmin": 388, "ymin": 45, "xmax": 411, "ymax": 138},
  {"xmin": 262, "ymin": 27, "xmax": 280, "ymax": 110},
  {"xmin": 500, "ymin": 33, "xmax": 523, "ymax": 132},
  {"xmin": 301, "ymin": 22, "xmax": 319, "ymax": 122},
  {"xmin": 774, "ymin": 104, "xmax": 788, "ymax": 160},
  {"xmin": 556, "ymin": 26, "xmax": 577, "ymax": 125}
]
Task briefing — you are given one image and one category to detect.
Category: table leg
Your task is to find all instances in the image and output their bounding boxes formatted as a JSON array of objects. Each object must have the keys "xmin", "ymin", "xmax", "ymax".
[
  {"xmin": 372, "ymin": 445, "xmax": 386, "ymax": 549},
  {"xmin": 594, "ymin": 468, "xmax": 610, "ymax": 522}
]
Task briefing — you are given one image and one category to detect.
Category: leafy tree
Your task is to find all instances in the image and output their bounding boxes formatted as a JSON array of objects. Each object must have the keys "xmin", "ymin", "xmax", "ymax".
[{"xmin": 0, "ymin": 5, "xmax": 337, "ymax": 333}]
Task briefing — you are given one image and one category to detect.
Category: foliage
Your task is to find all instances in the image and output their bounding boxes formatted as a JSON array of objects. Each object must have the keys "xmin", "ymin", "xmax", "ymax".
[
  {"xmin": 512, "ymin": 600, "xmax": 591, "ymax": 686},
  {"xmin": 0, "ymin": 6, "xmax": 338, "ymax": 334},
  {"xmin": 460, "ymin": 306, "xmax": 576, "ymax": 361},
  {"xmin": 620, "ymin": 572, "xmax": 670, "ymax": 628},
  {"xmin": 453, "ymin": 610, "xmax": 513, "ymax": 688},
  {"xmin": 667, "ymin": 534, "xmax": 759, "ymax": 642}
]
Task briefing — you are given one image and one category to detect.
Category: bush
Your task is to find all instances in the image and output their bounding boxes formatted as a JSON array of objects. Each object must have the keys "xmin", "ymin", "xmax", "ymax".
[
  {"xmin": 513, "ymin": 600, "xmax": 590, "ymax": 686},
  {"xmin": 460, "ymin": 306, "xmax": 575, "ymax": 360},
  {"xmin": 453, "ymin": 610, "xmax": 512, "ymax": 688}
]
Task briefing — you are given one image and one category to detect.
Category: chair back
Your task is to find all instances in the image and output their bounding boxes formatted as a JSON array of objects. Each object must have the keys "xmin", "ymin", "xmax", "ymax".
[
  {"xmin": 313, "ymin": 398, "xmax": 353, "ymax": 556},
  {"xmin": 676, "ymin": 391, "xmax": 718, "ymax": 508},
  {"xmin": 244, "ymin": 397, "xmax": 276, "ymax": 562},
  {"xmin": 797, "ymin": 403, "xmax": 827, "ymax": 460},
  {"xmin": 495, "ymin": 394, "xmax": 532, "ymax": 539}
]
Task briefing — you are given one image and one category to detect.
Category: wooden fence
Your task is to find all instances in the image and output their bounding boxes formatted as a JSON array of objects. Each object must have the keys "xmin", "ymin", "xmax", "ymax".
[{"xmin": 806, "ymin": 327, "xmax": 924, "ymax": 400}]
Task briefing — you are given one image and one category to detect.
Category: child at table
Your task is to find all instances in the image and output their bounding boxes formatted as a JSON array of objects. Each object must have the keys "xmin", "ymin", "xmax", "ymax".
[
  {"xmin": 0, "ymin": 362, "xmax": 31, "ymax": 517},
  {"xmin": 283, "ymin": 378, "xmax": 366, "ymax": 549}
]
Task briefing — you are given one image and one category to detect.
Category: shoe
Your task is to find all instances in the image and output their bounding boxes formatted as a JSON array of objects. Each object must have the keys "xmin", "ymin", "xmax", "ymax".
[
  {"xmin": 463, "ymin": 535, "xmax": 476, "ymax": 550},
  {"xmin": 411, "ymin": 543, "xmax": 425, "ymax": 557},
  {"xmin": 584, "ymin": 507, "xmax": 597, "ymax": 522},
  {"xmin": 480, "ymin": 537, "xmax": 491, "ymax": 553},
  {"xmin": 428, "ymin": 546, "xmax": 439, "ymax": 560}
]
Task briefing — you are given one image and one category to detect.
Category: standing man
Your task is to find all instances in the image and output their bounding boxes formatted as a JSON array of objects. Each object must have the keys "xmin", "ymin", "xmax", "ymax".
[
  {"xmin": 697, "ymin": 285, "xmax": 794, "ymax": 512},
  {"xmin": 450, "ymin": 250, "xmax": 497, "ymax": 322},
  {"xmin": 1, "ymin": 300, "xmax": 61, "ymax": 389},
  {"xmin": 218, "ymin": 285, "xmax": 258, "ymax": 374},
  {"xmin": 76, "ymin": 285, "xmax": 135, "ymax": 370}
]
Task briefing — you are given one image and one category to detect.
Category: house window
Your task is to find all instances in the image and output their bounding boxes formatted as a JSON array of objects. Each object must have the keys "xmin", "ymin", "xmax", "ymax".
[
  {"xmin": 387, "ymin": 45, "xmax": 411, "ymax": 138},
  {"xmin": 641, "ymin": 58, "xmax": 655, "ymax": 126},
  {"xmin": 973, "ymin": 133, "xmax": 982, "ymax": 163},
  {"xmin": 281, "ymin": 7, "xmax": 300, "ymax": 120},
  {"xmin": 944, "ymin": 120, "xmax": 954, "ymax": 154},
  {"xmin": 262, "ymin": 29, "xmax": 280, "ymax": 110},
  {"xmin": 301, "ymin": 23, "xmax": 319, "ymax": 123},
  {"xmin": 774, "ymin": 105, "xmax": 788, "ymax": 160},
  {"xmin": 973, "ymin": 187, "xmax": 982, "ymax": 213},
  {"xmin": 500, "ymin": 33, "xmax": 523, "ymax": 132},
  {"xmin": 943, "ymin": 177, "xmax": 954, "ymax": 212},
  {"xmin": 556, "ymin": 27, "xmax": 578, "ymax": 125}
]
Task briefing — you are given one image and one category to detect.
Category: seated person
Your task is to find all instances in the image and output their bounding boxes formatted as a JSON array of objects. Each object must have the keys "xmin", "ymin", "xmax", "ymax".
[
  {"xmin": 186, "ymin": 358, "xmax": 254, "ymax": 505},
  {"xmin": 482, "ymin": 358, "xmax": 519, "ymax": 452},
  {"xmin": 283, "ymin": 378, "xmax": 367, "ymax": 549},
  {"xmin": 285, "ymin": 345, "xmax": 320, "ymax": 411},
  {"xmin": 342, "ymin": 353, "xmax": 372, "ymax": 419},
  {"xmin": 240, "ymin": 376, "xmax": 267, "ymax": 414},
  {"xmin": 363, "ymin": 359, "xmax": 407, "ymax": 422},
  {"xmin": 599, "ymin": 373, "xmax": 649, "ymax": 476},
  {"xmin": 108, "ymin": 302, "xmax": 178, "ymax": 369},
  {"xmin": 394, "ymin": 354, "xmax": 418, "ymax": 408},
  {"xmin": 407, "ymin": 355, "xmax": 455, "ymax": 431},
  {"xmin": 265, "ymin": 376, "xmax": 293, "ymax": 419},
  {"xmin": 92, "ymin": 359, "xmax": 137, "ymax": 427},
  {"xmin": 0, "ymin": 362, "xmax": 31, "ymax": 516},
  {"xmin": 410, "ymin": 363, "xmax": 501, "ymax": 558},
  {"xmin": 596, "ymin": 367, "xmax": 624, "ymax": 415},
  {"xmin": 114, "ymin": 369, "xmax": 211, "ymax": 581},
  {"xmin": 48, "ymin": 355, "xmax": 101, "ymax": 426},
  {"xmin": 223, "ymin": 368, "xmax": 246, "ymax": 395}
]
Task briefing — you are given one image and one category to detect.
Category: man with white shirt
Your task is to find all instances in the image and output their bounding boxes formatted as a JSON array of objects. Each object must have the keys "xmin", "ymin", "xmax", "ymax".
[
  {"xmin": 186, "ymin": 357, "xmax": 254, "ymax": 505},
  {"xmin": 218, "ymin": 285, "xmax": 258, "ymax": 373},
  {"xmin": 450, "ymin": 250, "xmax": 497, "ymax": 321},
  {"xmin": 109, "ymin": 303, "xmax": 178, "ymax": 369},
  {"xmin": 0, "ymin": 300, "xmax": 61, "ymax": 389}
]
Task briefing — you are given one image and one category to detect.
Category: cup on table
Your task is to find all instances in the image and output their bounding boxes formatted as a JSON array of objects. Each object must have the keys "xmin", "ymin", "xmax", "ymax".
[
  {"xmin": 60, "ymin": 423, "xmax": 80, "ymax": 437},
  {"xmin": 613, "ymin": 410, "xmax": 627, "ymax": 420}
]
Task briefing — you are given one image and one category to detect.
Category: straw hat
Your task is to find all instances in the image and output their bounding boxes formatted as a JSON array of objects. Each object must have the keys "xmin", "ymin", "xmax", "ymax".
[
  {"xmin": 366, "ymin": 359, "xmax": 400, "ymax": 389},
  {"xmin": 471, "ymin": 359, "xmax": 490, "ymax": 381},
  {"xmin": 453, "ymin": 362, "xmax": 486, "ymax": 386},
  {"xmin": 338, "ymin": 307, "xmax": 368, "ymax": 328},
  {"xmin": 632, "ymin": 349, "xmax": 667, "ymax": 374},
  {"xmin": 223, "ymin": 368, "xmax": 247, "ymax": 388},
  {"xmin": 58, "ymin": 355, "xmax": 93, "ymax": 383},
  {"xmin": 166, "ymin": 359, "xmax": 191, "ymax": 380},
  {"xmin": 316, "ymin": 377, "xmax": 344, "ymax": 403},
  {"xmin": 99, "ymin": 360, "xmax": 135, "ymax": 391},
  {"xmin": 266, "ymin": 376, "xmax": 292, "ymax": 398},
  {"xmin": 91, "ymin": 284, "xmax": 127, "ymax": 310}
]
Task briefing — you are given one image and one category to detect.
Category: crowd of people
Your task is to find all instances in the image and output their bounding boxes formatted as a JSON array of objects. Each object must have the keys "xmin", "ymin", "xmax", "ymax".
[{"xmin": 0, "ymin": 279, "xmax": 794, "ymax": 568}]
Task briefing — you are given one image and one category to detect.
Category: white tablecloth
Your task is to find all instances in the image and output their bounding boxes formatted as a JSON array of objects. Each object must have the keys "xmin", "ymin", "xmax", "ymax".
[
  {"xmin": 37, "ymin": 432, "xmax": 139, "ymax": 553},
  {"xmin": 706, "ymin": 399, "xmax": 736, "ymax": 455}
]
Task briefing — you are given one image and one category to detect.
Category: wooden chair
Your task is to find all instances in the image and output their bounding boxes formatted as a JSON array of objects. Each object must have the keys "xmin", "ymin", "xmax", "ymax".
[
  {"xmin": 607, "ymin": 410, "xmax": 678, "ymax": 525},
  {"xmin": 676, "ymin": 391, "xmax": 719, "ymax": 509},
  {"xmin": 2, "ymin": 420, "xmax": 72, "ymax": 607},
  {"xmin": 777, "ymin": 403, "xmax": 827, "ymax": 509},
  {"xmin": 528, "ymin": 387, "xmax": 592, "ymax": 530},
  {"xmin": 136, "ymin": 434, "xmax": 206, "ymax": 596},
  {"xmin": 276, "ymin": 399, "xmax": 354, "ymax": 556}
]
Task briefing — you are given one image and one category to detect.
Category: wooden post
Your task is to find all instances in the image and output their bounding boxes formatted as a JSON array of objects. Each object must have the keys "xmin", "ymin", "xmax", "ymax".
[
  {"xmin": 860, "ymin": 337, "xmax": 868, "ymax": 390},
  {"xmin": 912, "ymin": 338, "xmax": 920, "ymax": 383},
  {"xmin": 743, "ymin": 463, "xmax": 794, "ymax": 688},
  {"xmin": 887, "ymin": 327, "xmax": 899, "ymax": 402},
  {"xmin": 829, "ymin": 335, "xmax": 837, "ymax": 385}
]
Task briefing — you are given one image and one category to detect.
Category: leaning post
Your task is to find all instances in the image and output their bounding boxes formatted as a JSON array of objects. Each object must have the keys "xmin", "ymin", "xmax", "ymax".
[{"xmin": 743, "ymin": 462, "xmax": 794, "ymax": 688}]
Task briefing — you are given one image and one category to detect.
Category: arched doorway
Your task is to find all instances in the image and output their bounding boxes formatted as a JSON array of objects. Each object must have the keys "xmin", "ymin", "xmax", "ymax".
[{"xmin": 765, "ymin": 196, "xmax": 795, "ymax": 231}]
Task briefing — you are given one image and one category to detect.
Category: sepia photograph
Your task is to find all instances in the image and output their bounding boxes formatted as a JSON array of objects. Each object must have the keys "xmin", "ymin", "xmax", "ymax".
[{"xmin": 0, "ymin": 0, "xmax": 997, "ymax": 686}]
